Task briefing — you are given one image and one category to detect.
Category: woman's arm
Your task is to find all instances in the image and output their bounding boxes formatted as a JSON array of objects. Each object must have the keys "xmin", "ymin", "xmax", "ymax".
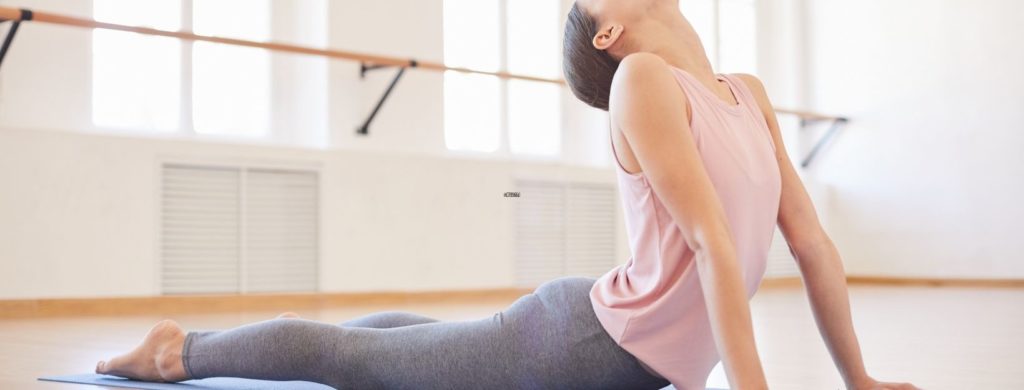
[
  {"xmin": 610, "ymin": 53, "xmax": 767, "ymax": 390},
  {"xmin": 735, "ymin": 74, "xmax": 918, "ymax": 390}
]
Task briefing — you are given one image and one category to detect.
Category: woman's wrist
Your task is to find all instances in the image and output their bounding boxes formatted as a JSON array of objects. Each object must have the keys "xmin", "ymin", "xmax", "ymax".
[{"xmin": 845, "ymin": 373, "xmax": 876, "ymax": 389}]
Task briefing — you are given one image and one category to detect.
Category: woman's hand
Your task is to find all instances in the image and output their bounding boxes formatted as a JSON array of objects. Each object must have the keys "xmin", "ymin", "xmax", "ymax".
[{"xmin": 855, "ymin": 377, "xmax": 921, "ymax": 390}]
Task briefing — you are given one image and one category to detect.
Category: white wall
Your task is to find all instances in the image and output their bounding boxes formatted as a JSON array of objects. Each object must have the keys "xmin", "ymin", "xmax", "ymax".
[
  {"xmin": 0, "ymin": 0, "xmax": 92, "ymax": 131},
  {"xmin": 8, "ymin": 0, "xmax": 1016, "ymax": 300},
  {"xmin": 0, "ymin": 127, "xmax": 615, "ymax": 299},
  {"xmin": 797, "ymin": 0, "xmax": 1024, "ymax": 278},
  {"xmin": 0, "ymin": 0, "xmax": 618, "ymax": 299},
  {"xmin": 271, "ymin": 0, "xmax": 329, "ymax": 147},
  {"xmin": 326, "ymin": 0, "xmax": 447, "ymax": 153}
]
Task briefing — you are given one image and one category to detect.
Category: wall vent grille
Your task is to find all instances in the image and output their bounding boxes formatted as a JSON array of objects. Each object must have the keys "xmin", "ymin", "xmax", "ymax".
[
  {"xmin": 514, "ymin": 181, "xmax": 617, "ymax": 287},
  {"xmin": 161, "ymin": 164, "xmax": 319, "ymax": 295}
]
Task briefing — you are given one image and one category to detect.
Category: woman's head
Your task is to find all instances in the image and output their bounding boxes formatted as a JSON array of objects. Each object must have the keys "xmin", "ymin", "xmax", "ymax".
[
  {"xmin": 563, "ymin": 0, "xmax": 688, "ymax": 111},
  {"xmin": 563, "ymin": 3, "xmax": 619, "ymax": 111}
]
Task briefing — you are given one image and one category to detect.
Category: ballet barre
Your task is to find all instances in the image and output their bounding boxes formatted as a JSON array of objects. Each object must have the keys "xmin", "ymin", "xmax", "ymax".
[{"xmin": 0, "ymin": 6, "xmax": 845, "ymax": 165}]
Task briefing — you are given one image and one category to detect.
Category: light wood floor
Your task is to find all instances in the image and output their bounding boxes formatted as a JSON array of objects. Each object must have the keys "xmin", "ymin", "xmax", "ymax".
[{"xmin": 1, "ymin": 284, "xmax": 1021, "ymax": 389}]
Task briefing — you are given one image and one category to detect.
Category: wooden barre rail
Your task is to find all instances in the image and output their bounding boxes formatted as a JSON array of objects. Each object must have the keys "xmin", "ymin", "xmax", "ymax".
[
  {"xmin": 774, "ymin": 108, "xmax": 844, "ymax": 122},
  {"xmin": 0, "ymin": 5, "xmax": 848, "ymax": 148},
  {"xmin": 0, "ymin": 6, "xmax": 561, "ymax": 84}
]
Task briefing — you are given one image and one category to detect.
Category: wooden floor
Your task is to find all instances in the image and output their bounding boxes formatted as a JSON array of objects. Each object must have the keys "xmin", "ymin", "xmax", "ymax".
[{"xmin": 1, "ymin": 284, "xmax": 1022, "ymax": 389}]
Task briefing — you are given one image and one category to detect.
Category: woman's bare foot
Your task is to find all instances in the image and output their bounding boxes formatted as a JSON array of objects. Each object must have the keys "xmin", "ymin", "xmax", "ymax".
[
  {"xmin": 276, "ymin": 312, "xmax": 301, "ymax": 319},
  {"xmin": 95, "ymin": 320, "xmax": 189, "ymax": 382}
]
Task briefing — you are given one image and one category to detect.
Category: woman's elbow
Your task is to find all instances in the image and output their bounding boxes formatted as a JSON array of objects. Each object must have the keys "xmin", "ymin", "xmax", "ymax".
[
  {"xmin": 782, "ymin": 220, "xmax": 830, "ymax": 255},
  {"xmin": 688, "ymin": 226, "xmax": 740, "ymax": 268},
  {"xmin": 788, "ymin": 230, "xmax": 835, "ymax": 265}
]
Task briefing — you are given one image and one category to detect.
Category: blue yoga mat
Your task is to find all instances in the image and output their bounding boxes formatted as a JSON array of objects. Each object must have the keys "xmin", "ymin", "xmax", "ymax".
[
  {"xmin": 40, "ymin": 373, "xmax": 727, "ymax": 390},
  {"xmin": 38, "ymin": 374, "xmax": 333, "ymax": 389}
]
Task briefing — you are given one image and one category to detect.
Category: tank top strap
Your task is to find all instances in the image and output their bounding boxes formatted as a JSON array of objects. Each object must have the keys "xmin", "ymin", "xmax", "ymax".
[
  {"xmin": 667, "ymin": 67, "xmax": 712, "ymax": 102},
  {"xmin": 717, "ymin": 74, "xmax": 758, "ymax": 112},
  {"xmin": 667, "ymin": 66, "xmax": 699, "ymax": 90},
  {"xmin": 718, "ymin": 73, "xmax": 777, "ymax": 153},
  {"xmin": 668, "ymin": 67, "xmax": 745, "ymax": 116}
]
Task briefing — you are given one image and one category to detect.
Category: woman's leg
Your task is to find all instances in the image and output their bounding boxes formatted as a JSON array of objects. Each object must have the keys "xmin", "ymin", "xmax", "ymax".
[
  {"xmin": 179, "ymin": 316, "xmax": 516, "ymax": 389},
  {"xmin": 92, "ymin": 313, "xmax": 438, "ymax": 386},
  {"xmin": 97, "ymin": 277, "xmax": 670, "ymax": 390},
  {"xmin": 98, "ymin": 316, "xmax": 505, "ymax": 389}
]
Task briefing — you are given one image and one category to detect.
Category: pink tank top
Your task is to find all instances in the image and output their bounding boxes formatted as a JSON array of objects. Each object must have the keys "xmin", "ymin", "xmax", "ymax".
[{"xmin": 590, "ymin": 67, "xmax": 782, "ymax": 390}]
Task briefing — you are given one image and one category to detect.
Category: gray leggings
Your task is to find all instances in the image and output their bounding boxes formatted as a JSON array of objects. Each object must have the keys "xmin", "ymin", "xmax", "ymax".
[{"xmin": 182, "ymin": 277, "xmax": 670, "ymax": 390}]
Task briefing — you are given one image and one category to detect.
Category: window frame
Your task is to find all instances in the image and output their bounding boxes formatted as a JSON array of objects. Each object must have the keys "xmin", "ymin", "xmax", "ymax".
[
  {"xmin": 91, "ymin": 0, "xmax": 274, "ymax": 139},
  {"xmin": 441, "ymin": 0, "xmax": 565, "ymax": 160},
  {"xmin": 682, "ymin": 0, "xmax": 759, "ymax": 74}
]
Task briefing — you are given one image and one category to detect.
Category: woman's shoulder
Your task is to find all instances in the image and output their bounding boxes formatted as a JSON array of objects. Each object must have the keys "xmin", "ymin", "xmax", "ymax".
[
  {"xmin": 729, "ymin": 74, "xmax": 769, "ymax": 104},
  {"xmin": 613, "ymin": 52, "xmax": 676, "ymax": 84},
  {"xmin": 618, "ymin": 52, "xmax": 670, "ymax": 71},
  {"xmin": 609, "ymin": 53, "xmax": 689, "ymax": 115}
]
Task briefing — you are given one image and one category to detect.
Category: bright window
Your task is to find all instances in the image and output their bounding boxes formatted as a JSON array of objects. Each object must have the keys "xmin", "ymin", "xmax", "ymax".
[
  {"xmin": 92, "ymin": 0, "xmax": 272, "ymax": 137},
  {"xmin": 508, "ymin": 80, "xmax": 561, "ymax": 155},
  {"xmin": 443, "ymin": 0, "xmax": 562, "ymax": 156},
  {"xmin": 506, "ymin": 0, "xmax": 562, "ymax": 156},
  {"xmin": 92, "ymin": 0, "xmax": 181, "ymax": 132},
  {"xmin": 717, "ymin": 0, "xmax": 757, "ymax": 73},
  {"xmin": 192, "ymin": 0, "xmax": 271, "ymax": 137},
  {"xmin": 506, "ymin": 0, "xmax": 560, "ymax": 79},
  {"xmin": 443, "ymin": 0, "xmax": 501, "ymax": 72},
  {"xmin": 443, "ymin": 73, "xmax": 502, "ymax": 152},
  {"xmin": 680, "ymin": 0, "xmax": 758, "ymax": 74},
  {"xmin": 680, "ymin": 0, "xmax": 718, "ymax": 69},
  {"xmin": 443, "ymin": 0, "xmax": 501, "ymax": 152}
]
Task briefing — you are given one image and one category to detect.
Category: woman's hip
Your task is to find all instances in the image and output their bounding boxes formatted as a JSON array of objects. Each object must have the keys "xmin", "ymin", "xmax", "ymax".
[{"xmin": 505, "ymin": 276, "xmax": 669, "ymax": 389}]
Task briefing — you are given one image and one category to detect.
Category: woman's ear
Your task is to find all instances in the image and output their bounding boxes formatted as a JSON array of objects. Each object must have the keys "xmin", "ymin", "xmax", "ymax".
[{"xmin": 592, "ymin": 24, "xmax": 624, "ymax": 51}]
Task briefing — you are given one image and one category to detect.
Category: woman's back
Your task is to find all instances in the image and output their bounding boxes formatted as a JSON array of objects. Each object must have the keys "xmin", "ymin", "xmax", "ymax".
[{"xmin": 590, "ymin": 66, "xmax": 782, "ymax": 390}]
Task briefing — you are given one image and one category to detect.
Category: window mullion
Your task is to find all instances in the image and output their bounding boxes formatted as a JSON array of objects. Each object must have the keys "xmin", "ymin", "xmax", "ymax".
[
  {"xmin": 498, "ymin": 0, "xmax": 511, "ymax": 156},
  {"xmin": 713, "ymin": 0, "xmax": 723, "ymax": 70},
  {"xmin": 180, "ymin": 0, "xmax": 195, "ymax": 135}
]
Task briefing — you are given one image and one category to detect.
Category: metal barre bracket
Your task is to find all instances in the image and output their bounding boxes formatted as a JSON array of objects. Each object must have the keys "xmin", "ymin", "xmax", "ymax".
[
  {"xmin": 800, "ymin": 116, "xmax": 849, "ymax": 168},
  {"xmin": 356, "ymin": 59, "xmax": 418, "ymax": 136},
  {"xmin": 0, "ymin": 9, "xmax": 32, "ymax": 70}
]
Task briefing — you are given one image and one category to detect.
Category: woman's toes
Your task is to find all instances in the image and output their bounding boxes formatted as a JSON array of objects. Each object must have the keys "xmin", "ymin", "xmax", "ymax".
[{"xmin": 98, "ymin": 350, "xmax": 144, "ymax": 378}]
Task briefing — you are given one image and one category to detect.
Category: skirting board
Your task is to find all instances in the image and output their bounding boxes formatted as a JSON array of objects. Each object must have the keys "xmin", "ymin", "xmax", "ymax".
[
  {"xmin": 3, "ymin": 277, "xmax": 1022, "ymax": 319},
  {"xmin": 845, "ymin": 276, "xmax": 1024, "ymax": 288},
  {"xmin": 0, "ymin": 288, "xmax": 532, "ymax": 319},
  {"xmin": 762, "ymin": 276, "xmax": 1024, "ymax": 289}
]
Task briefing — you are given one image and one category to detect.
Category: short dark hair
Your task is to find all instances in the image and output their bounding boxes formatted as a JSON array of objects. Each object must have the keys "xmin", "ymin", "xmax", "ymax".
[{"xmin": 563, "ymin": 3, "xmax": 621, "ymax": 111}]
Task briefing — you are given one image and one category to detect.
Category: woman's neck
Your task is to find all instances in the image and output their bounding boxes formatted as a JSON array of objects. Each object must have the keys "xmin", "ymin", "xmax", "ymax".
[
  {"xmin": 633, "ymin": 12, "xmax": 716, "ymax": 77},
  {"xmin": 650, "ymin": 40, "xmax": 714, "ymax": 76}
]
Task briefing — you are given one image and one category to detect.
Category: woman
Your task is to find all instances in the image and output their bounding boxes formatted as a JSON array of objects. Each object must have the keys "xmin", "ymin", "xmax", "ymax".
[
  {"xmin": 96, "ymin": 1, "xmax": 919, "ymax": 389},
  {"xmin": 563, "ymin": 0, "xmax": 919, "ymax": 389}
]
